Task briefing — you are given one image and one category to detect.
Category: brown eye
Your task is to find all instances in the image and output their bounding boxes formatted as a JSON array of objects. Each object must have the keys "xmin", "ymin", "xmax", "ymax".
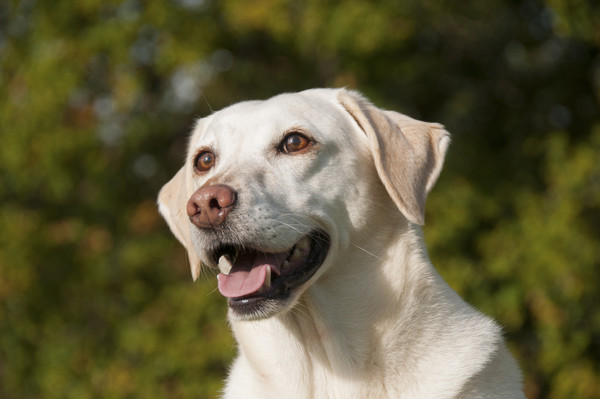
[
  {"xmin": 194, "ymin": 151, "xmax": 215, "ymax": 172},
  {"xmin": 281, "ymin": 132, "xmax": 311, "ymax": 154}
]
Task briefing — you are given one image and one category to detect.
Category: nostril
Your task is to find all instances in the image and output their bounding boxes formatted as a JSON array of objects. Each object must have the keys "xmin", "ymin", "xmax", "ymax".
[
  {"xmin": 187, "ymin": 198, "xmax": 201, "ymax": 217},
  {"xmin": 209, "ymin": 198, "xmax": 221, "ymax": 210}
]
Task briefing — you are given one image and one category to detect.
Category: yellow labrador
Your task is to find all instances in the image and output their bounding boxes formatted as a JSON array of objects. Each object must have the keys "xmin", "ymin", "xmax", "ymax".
[{"xmin": 158, "ymin": 89, "xmax": 524, "ymax": 398}]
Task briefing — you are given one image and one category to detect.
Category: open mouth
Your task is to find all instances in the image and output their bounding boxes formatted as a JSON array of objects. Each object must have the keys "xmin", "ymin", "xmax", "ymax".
[{"xmin": 211, "ymin": 230, "xmax": 330, "ymax": 310}]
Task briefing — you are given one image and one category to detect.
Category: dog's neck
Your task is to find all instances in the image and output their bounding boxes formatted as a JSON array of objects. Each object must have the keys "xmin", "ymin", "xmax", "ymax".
[{"xmin": 229, "ymin": 221, "xmax": 503, "ymax": 397}]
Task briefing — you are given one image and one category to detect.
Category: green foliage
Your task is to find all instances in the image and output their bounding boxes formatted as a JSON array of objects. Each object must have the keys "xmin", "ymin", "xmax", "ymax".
[
  {"xmin": 1, "ymin": 0, "xmax": 598, "ymax": 397},
  {"xmin": 427, "ymin": 130, "xmax": 600, "ymax": 398}
]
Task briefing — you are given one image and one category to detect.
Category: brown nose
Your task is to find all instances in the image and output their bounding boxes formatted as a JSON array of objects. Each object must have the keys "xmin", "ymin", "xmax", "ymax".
[{"xmin": 186, "ymin": 184, "xmax": 237, "ymax": 229}]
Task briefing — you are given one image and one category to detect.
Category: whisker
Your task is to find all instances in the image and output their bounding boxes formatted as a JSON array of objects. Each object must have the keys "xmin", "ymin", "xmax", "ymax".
[
  {"xmin": 351, "ymin": 243, "xmax": 384, "ymax": 261},
  {"xmin": 206, "ymin": 285, "xmax": 220, "ymax": 296}
]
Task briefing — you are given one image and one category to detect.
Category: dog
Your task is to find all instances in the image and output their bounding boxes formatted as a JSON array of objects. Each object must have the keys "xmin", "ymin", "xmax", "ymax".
[{"xmin": 158, "ymin": 88, "xmax": 524, "ymax": 398}]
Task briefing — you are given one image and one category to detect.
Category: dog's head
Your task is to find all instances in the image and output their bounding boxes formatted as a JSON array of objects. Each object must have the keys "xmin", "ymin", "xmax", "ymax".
[{"xmin": 158, "ymin": 88, "xmax": 450, "ymax": 320}]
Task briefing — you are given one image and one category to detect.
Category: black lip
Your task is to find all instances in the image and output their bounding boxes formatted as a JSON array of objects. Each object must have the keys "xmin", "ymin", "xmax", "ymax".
[{"xmin": 227, "ymin": 230, "xmax": 330, "ymax": 311}]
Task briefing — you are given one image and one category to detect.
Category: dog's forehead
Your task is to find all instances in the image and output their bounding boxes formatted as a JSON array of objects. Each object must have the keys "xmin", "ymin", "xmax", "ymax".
[{"xmin": 190, "ymin": 91, "xmax": 348, "ymax": 149}]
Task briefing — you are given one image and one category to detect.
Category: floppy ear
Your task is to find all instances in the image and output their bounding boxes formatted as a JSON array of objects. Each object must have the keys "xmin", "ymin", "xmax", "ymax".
[
  {"xmin": 157, "ymin": 165, "xmax": 202, "ymax": 280},
  {"xmin": 338, "ymin": 89, "xmax": 450, "ymax": 225}
]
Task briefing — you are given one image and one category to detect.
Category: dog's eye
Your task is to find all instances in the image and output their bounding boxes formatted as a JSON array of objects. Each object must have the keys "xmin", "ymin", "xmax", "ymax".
[
  {"xmin": 281, "ymin": 132, "xmax": 311, "ymax": 154},
  {"xmin": 194, "ymin": 151, "xmax": 215, "ymax": 172}
]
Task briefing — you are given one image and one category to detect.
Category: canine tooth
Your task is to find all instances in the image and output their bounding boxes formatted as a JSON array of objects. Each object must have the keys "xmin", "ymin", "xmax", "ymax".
[
  {"xmin": 290, "ymin": 248, "xmax": 303, "ymax": 261},
  {"xmin": 296, "ymin": 236, "xmax": 310, "ymax": 251},
  {"xmin": 281, "ymin": 260, "xmax": 291, "ymax": 273},
  {"xmin": 264, "ymin": 265, "xmax": 271, "ymax": 289},
  {"xmin": 257, "ymin": 266, "xmax": 271, "ymax": 294},
  {"xmin": 218, "ymin": 255, "xmax": 234, "ymax": 275}
]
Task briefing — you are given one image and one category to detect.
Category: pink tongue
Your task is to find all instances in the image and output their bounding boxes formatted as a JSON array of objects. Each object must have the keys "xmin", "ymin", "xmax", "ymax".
[{"xmin": 217, "ymin": 251, "xmax": 288, "ymax": 298}]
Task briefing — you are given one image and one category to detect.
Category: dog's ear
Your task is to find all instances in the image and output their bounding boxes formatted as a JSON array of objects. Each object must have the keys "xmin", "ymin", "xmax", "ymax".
[
  {"xmin": 158, "ymin": 165, "xmax": 202, "ymax": 280},
  {"xmin": 338, "ymin": 89, "xmax": 450, "ymax": 225}
]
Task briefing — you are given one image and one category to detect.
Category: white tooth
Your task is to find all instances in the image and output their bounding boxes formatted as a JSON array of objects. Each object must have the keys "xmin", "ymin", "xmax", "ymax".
[
  {"xmin": 257, "ymin": 266, "xmax": 271, "ymax": 294},
  {"xmin": 281, "ymin": 260, "xmax": 291, "ymax": 273},
  {"xmin": 218, "ymin": 255, "xmax": 233, "ymax": 275},
  {"xmin": 290, "ymin": 248, "xmax": 302, "ymax": 261},
  {"xmin": 264, "ymin": 265, "xmax": 271, "ymax": 289},
  {"xmin": 296, "ymin": 236, "xmax": 310, "ymax": 251}
]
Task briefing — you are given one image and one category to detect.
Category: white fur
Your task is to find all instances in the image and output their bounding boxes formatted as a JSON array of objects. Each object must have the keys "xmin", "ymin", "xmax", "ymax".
[{"xmin": 158, "ymin": 88, "xmax": 524, "ymax": 398}]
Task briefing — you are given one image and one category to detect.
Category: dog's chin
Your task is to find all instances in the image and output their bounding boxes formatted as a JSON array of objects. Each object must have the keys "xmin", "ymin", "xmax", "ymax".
[{"xmin": 208, "ymin": 230, "xmax": 330, "ymax": 321}]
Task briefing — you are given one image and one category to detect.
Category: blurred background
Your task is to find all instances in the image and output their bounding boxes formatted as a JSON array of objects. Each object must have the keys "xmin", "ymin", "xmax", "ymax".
[{"xmin": 1, "ymin": 0, "xmax": 599, "ymax": 397}]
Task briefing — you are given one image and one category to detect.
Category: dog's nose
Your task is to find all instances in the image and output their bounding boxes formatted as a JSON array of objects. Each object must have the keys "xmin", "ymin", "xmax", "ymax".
[{"xmin": 186, "ymin": 185, "xmax": 237, "ymax": 229}]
